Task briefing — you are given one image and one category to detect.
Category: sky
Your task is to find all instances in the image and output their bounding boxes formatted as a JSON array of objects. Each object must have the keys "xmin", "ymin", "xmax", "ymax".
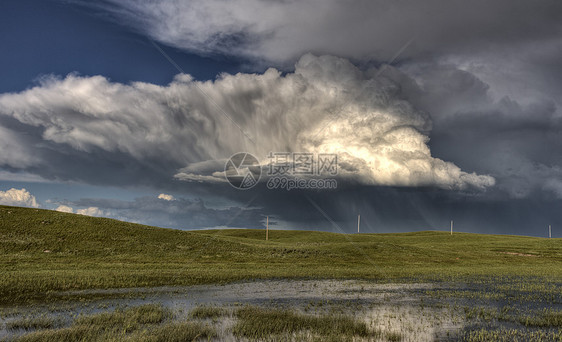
[{"xmin": 0, "ymin": 0, "xmax": 561, "ymax": 236}]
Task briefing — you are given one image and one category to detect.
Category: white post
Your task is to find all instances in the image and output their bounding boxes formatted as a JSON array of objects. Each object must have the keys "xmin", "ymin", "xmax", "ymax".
[
  {"xmin": 549, "ymin": 225, "xmax": 551, "ymax": 239},
  {"xmin": 450, "ymin": 220, "xmax": 453, "ymax": 235},
  {"xmin": 266, "ymin": 216, "xmax": 269, "ymax": 241},
  {"xmin": 357, "ymin": 215, "xmax": 361, "ymax": 233}
]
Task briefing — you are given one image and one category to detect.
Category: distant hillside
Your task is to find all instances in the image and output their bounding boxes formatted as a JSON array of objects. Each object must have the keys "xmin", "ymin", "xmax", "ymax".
[{"xmin": 1, "ymin": 205, "xmax": 561, "ymax": 304}]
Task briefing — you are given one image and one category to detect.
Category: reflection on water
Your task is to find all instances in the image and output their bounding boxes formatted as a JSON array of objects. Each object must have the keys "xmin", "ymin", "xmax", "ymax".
[{"xmin": 1, "ymin": 279, "xmax": 560, "ymax": 341}]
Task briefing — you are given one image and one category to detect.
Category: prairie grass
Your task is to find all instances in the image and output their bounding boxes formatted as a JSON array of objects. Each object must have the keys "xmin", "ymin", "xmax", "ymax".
[{"xmin": 0, "ymin": 205, "xmax": 561, "ymax": 305}]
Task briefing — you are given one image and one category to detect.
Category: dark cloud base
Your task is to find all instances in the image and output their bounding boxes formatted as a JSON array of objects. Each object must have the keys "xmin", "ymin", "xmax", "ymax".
[
  {"xmin": 57, "ymin": 183, "xmax": 562, "ymax": 238},
  {"xmin": 246, "ymin": 186, "xmax": 562, "ymax": 237}
]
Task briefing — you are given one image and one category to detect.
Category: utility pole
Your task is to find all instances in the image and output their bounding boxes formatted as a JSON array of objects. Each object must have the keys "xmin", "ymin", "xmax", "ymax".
[
  {"xmin": 266, "ymin": 216, "xmax": 269, "ymax": 241},
  {"xmin": 357, "ymin": 214, "xmax": 361, "ymax": 233},
  {"xmin": 450, "ymin": 220, "xmax": 453, "ymax": 235},
  {"xmin": 549, "ymin": 225, "xmax": 552, "ymax": 239}
]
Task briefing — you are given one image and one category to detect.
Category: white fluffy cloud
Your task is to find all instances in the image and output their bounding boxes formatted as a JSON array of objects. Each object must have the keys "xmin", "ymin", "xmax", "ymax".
[
  {"xmin": 76, "ymin": 207, "xmax": 104, "ymax": 217},
  {"xmin": 54, "ymin": 205, "xmax": 108, "ymax": 217},
  {"xmin": 55, "ymin": 205, "xmax": 74, "ymax": 213},
  {"xmin": 0, "ymin": 54, "xmax": 493, "ymax": 189},
  {"xmin": 0, "ymin": 188, "xmax": 39, "ymax": 208},
  {"xmin": 157, "ymin": 193, "xmax": 175, "ymax": 201}
]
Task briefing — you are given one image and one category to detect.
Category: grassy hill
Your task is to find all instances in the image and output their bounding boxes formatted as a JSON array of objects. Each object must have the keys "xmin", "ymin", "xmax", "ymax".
[{"xmin": 1, "ymin": 205, "xmax": 561, "ymax": 304}]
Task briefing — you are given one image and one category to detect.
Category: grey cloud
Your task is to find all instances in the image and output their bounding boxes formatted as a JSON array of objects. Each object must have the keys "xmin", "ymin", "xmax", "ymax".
[
  {"xmin": 0, "ymin": 171, "xmax": 49, "ymax": 183},
  {"xmin": 90, "ymin": 0, "xmax": 562, "ymax": 68},
  {"xmin": 441, "ymin": 39, "xmax": 562, "ymax": 111},
  {"xmin": 174, "ymin": 160, "xmax": 227, "ymax": 183},
  {"xmin": 174, "ymin": 172, "xmax": 226, "ymax": 183},
  {"xmin": 386, "ymin": 63, "xmax": 562, "ymax": 199},
  {"xmin": 0, "ymin": 125, "xmax": 39, "ymax": 168}
]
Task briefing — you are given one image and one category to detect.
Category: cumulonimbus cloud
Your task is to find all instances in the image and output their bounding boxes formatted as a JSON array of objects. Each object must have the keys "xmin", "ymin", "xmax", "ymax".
[{"xmin": 0, "ymin": 54, "xmax": 494, "ymax": 189}]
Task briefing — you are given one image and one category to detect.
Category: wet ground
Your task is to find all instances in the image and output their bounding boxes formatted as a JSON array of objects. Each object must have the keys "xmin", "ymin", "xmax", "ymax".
[{"xmin": 1, "ymin": 279, "xmax": 560, "ymax": 341}]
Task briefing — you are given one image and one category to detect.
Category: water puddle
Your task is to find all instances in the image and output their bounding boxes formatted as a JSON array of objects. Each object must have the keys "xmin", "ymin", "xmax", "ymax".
[{"xmin": 0, "ymin": 279, "xmax": 559, "ymax": 341}]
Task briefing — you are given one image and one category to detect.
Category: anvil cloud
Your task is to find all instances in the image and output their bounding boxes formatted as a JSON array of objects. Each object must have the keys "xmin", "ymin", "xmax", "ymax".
[{"xmin": 0, "ymin": 54, "xmax": 493, "ymax": 189}]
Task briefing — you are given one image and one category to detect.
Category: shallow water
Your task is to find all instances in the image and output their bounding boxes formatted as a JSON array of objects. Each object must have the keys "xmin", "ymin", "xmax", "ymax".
[{"xmin": 0, "ymin": 279, "xmax": 560, "ymax": 341}]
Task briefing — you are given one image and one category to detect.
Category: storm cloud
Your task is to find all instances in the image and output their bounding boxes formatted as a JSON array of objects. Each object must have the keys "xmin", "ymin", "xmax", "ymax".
[
  {"xmin": 0, "ymin": 0, "xmax": 561, "ymax": 235},
  {"xmin": 92, "ymin": 0, "xmax": 562, "ymax": 67},
  {"xmin": 0, "ymin": 54, "xmax": 494, "ymax": 190}
]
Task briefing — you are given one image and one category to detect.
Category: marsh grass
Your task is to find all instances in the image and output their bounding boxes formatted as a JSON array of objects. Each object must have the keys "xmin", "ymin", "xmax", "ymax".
[
  {"xmin": 462, "ymin": 328, "xmax": 562, "ymax": 342},
  {"xmin": 10, "ymin": 322, "xmax": 216, "ymax": 342},
  {"xmin": 189, "ymin": 305, "xmax": 228, "ymax": 319},
  {"xmin": 3, "ymin": 284, "xmax": 560, "ymax": 342},
  {"xmin": 6, "ymin": 315, "xmax": 63, "ymax": 330},
  {"xmin": 8, "ymin": 304, "xmax": 215, "ymax": 342},
  {"xmin": 138, "ymin": 321, "xmax": 217, "ymax": 342},
  {"xmin": 520, "ymin": 309, "xmax": 562, "ymax": 328},
  {"xmin": 461, "ymin": 306, "xmax": 562, "ymax": 329},
  {"xmin": 73, "ymin": 303, "xmax": 168, "ymax": 332},
  {"xmin": 385, "ymin": 331, "xmax": 402, "ymax": 341},
  {"xmin": 11, "ymin": 325, "xmax": 98, "ymax": 342},
  {"xmin": 233, "ymin": 305, "xmax": 377, "ymax": 340}
]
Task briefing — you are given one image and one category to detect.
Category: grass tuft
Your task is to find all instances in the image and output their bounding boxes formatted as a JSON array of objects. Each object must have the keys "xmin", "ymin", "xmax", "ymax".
[
  {"xmin": 189, "ymin": 305, "xmax": 228, "ymax": 319},
  {"xmin": 74, "ymin": 304, "xmax": 168, "ymax": 331},
  {"xmin": 138, "ymin": 322, "xmax": 217, "ymax": 342},
  {"xmin": 233, "ymin": 305, "xmax": 376, "ymax": 339}
]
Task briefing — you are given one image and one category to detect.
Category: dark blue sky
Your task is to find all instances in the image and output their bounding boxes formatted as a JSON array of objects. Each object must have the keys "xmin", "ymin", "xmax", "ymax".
[{"xmin": 0, "ymin": 0, "xmax": 240, "ymax": 93}]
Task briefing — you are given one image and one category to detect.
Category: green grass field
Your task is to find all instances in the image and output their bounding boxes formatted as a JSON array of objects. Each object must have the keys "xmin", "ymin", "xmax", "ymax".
[{"xmin": 1, "ymin": 205, "xmax": 561, "ymax": 305}]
